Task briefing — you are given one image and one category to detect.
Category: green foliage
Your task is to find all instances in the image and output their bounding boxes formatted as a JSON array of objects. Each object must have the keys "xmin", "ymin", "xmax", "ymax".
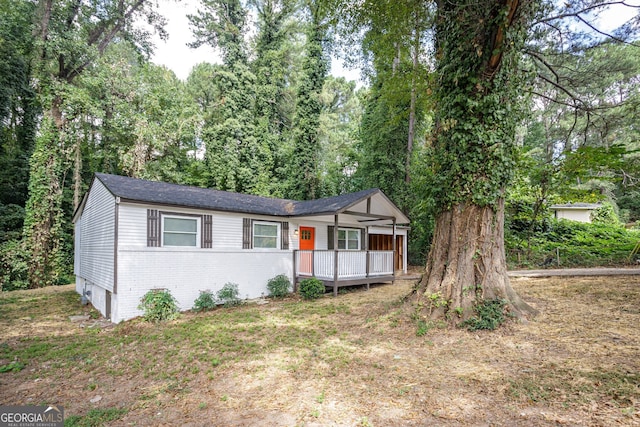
[
  {"xmin": 189, "ymin": 0, "xmax": 248, "ymax": 67},
  {"xmin": 317, "ymin": 77, "xmax": 362, "ymax": 197},
  {"xmin": 267, "ymin": 274, "xmax": 291, "ymax": 298},
  {"xmin": 590, "ymin": 203, "xmax": 622, "ymax": 226},
  {"xmin": 428, "ymin": 1, "xmax": 532, "ymax": 210},
  {"xmin": 138, "ymin": 289, "xmax": 180, "ymax": 322},
  {"xmin": 216, "ymin": 283, "xmax": 242, "ymax": 307},
  {"xmin": 65, "ymin": 408, "xmax": 128, "ymax": 427},
  {"xmin": 354, "ymin": 79, "xmax": 411, "ymax": 205},
  {"xmin": 299, "ymin": 277, "xmax": 325, "ymax": 300},
  {"xmin": 461, "ymin": 299, "xmax": 508, "ymax": 331},
  {"xmin": 0, "ymin": 239, "xmax": 29, "ymax": 291},
  {"xmin": 407, "ymin": 142, "xmax": 436, "ymax": 264},
  {"xmin": 0, "ymin": 360, "xmax": 25, "ymax": 373},
  {"xmin": 0, "ymin": 0, "xmax": 36, "ymax": 247},
  {"xmin": 415, "ymin": 320, "xmax": 430, "ymax": 337},
  {"xmin": 507, "ymin": 219, "xmax": 639, "ymax": 268},
  {"xmin": 286, "ymin": 4, "xmax": 329, "ymax": 200},
  {"xmin": 193, "ymin": 290, "xmax": 217, "ymax": 312},
  {"xmin": 22, "ymin": 119, "xmax": 67, "ymax": 288}
]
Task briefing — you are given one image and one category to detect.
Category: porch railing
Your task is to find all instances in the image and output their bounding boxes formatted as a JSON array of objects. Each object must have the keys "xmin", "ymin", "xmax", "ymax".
[{"xmin": 295, "ymin": 250, "xmax": 394, "ymax": 280}]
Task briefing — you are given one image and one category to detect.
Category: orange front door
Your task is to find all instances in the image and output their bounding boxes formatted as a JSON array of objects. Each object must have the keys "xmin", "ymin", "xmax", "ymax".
[{"xmin": 299, "ymin": 226, "xmax": 315, "ymax": 274}]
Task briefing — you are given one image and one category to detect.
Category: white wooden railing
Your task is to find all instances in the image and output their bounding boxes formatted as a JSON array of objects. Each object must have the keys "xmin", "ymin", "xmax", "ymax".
[{"xmin": 295, "ymin": 250, "xmax": 394, "ymax": 280}]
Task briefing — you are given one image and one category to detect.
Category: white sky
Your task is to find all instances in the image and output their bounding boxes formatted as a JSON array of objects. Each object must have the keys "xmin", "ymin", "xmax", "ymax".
[
  {"xmin": 149, "ymin": 0, "xmax": 361, "ymax": 81},
  {"xmin": 149, "ymin": 0, "xmax": 218, "ymax": 80}
]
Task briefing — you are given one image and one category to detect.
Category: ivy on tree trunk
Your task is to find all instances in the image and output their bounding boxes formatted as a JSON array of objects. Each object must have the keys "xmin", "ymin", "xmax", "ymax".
[{"xmin": 414, "ymin": 0, "xmax": 539, "ymax": 323}]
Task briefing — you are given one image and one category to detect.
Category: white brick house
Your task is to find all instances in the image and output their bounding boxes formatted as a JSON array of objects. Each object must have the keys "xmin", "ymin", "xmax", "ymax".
[{"xmin": 73, "ymin": 173, "xmax": 410, "ymax": 322}]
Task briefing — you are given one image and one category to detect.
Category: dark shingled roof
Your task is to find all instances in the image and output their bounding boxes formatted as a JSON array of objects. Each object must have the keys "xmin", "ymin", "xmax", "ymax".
[{"xmin": 94, "ymin": 173, "xmax": 382, "ymax": 217}]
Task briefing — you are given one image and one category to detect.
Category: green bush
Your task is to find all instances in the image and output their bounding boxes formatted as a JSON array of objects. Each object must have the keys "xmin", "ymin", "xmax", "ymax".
[
  {"xmin": 217, "ymin": 283, "xmax": 242, "ymax": 307},
  {"xmin": 138, "ymin": 289, "xmax": 179, "ymax": 322},
  {"xmin": 267, "ymin": 274, "xmax": 291, "ymax": 298},
  {"xmin": 299, "ymin": 277, "xmax": 325, "ymax": 300},
  {"xmin": 461, "ymin": 299, "xmax": 507, "ymax": 331},
  {"xmin": 506, "ymin": 218, "xmax": 640, "ymax": 268},
  {"xmin": 0, "ymin": 239, "xmax": 29, "ymax": 291},
  {"xmin": 590, "ymin": 202, "xmax": 622, "ymax": 226},
  {"xmin": 193, "ymin": 290, "xmax": 217, "ymax": 312}
]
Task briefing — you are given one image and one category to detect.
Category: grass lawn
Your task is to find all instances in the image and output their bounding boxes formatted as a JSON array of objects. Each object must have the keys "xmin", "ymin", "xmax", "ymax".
[{"xmin": 0, "ymin": 276, "xmax": 639, "ymax": 426}]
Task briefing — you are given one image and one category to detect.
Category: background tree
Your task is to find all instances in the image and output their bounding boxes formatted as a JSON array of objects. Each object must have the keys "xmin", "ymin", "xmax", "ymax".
[
  {"xmin": 250, "ymin": 0, "xmax": 298, "ymax": 196},
  {"xmin": 23, "ymin": 0, "xmax": 165, "ymax": 287},
  {"xmin": 0, "ymin": 0, "xmax": 38, "ymax": 244},
  {"xmin": 286, "ymin": 0, "xmax": 330, "ymax": 200},
  {"xmin": 317, "ymin": 76, "xmax": 362, "ymax": 196},
  {"xmin": 190, "ymin": 0, "xmax": 274, "ymax": 194},
  {"xmin": 351, "ymin": 0, "xmax": 431, "ymax": 212},
  {"xmin": 506, "ymin": 12, "xmax": 640, "ymax": 263}
]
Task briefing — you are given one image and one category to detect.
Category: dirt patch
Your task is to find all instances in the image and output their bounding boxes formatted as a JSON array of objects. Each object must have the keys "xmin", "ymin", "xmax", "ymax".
[{"xmin": 1, "ymin": 277, "xmax": 639, "ymax": 426}]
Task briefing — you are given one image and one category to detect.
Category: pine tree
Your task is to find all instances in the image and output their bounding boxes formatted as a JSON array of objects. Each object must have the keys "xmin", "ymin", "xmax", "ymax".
[{"xmin": 287, "ymin": 0, "xmax": 328, "ymax": 200}]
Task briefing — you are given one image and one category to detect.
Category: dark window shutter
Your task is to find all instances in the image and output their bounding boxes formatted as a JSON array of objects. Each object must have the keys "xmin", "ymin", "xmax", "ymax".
[
  {"xmin": 281, "ymin": 222, "xmax": 289, "ymax": 250},
  {"xmin": 360, "ymin": 228, "xmax": 366, "ymax": 250},
  {"xmin": 147, "ymin": 209, "xmax": 160, "ymax": 247},
  {"xmin": 328, "ymin": 225, "xmax": 334, "ymax": 250},
  {"xmin": 202, "ymin": 215, "xmax": 213, "ymax": 248},
  {"xmin": 243, "ymin": 218, "xmax": 252, "ymax": 249}
]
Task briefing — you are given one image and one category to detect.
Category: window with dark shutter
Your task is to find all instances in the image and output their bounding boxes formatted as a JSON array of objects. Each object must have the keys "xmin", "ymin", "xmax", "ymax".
[{"xmin": 147, "ymin": 209, "xmax": 160, "ymax": 247}]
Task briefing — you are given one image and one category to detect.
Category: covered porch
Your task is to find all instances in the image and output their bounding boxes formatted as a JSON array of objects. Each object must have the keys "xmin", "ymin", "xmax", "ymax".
[{"xmin": 290, "ymin": 188, "xmax": 410, "ymax": 296}]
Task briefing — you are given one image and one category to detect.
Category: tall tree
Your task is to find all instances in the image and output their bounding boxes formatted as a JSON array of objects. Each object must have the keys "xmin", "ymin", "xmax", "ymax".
[
  {"xmin": 23, "ymin": 0, "xmax": 164, "ymax": 287},
  {"xmin": 287, "ymin": 0, "xmax": 329, "ymax": 200},
  {"xmin": 250, "ymin": 0, "xmax": 297, "ymax": 196},
  {"xmin": 416, "ymin": 0, "xmax": 538, "ymax": 322},
  {"xmin": 355, "ymin": 0, "xmax": 431, "ymax": 196},
  {"xmin": 190, "ymin": 0, "xmax": 271, "ymax": 195},
  {"xmin": 317, "ymin": 76, "xmax": 361, "ymax": 196},
  {"xmin": 0, "ymin": 0, "xmax": 38, "ymax": 242}
]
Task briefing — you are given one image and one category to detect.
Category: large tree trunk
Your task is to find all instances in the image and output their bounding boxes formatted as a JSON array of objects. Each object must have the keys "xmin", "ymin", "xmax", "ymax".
[
  {"xmin": 416, "ymin": 199, "xmax": 538, "ymax": 323},
  {"xmin": 410, "ymin": 0, "xmax": 538, "ymax": 325}
]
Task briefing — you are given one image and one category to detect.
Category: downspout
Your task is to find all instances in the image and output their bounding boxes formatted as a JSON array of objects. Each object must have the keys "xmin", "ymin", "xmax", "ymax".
[{"xmin": 113, "ymin": 197, "xmax": 119, "ymax": 294}]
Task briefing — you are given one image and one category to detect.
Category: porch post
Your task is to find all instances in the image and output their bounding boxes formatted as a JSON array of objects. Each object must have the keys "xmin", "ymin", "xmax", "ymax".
[
  {"xmin": 365, "ymin": 225, "xmax": 370, "ymax": 290},
  {"xmin": 333, "ymin": 214, "xmax": 339, "ymax": 297},
  {"xmin": 293, "ymin": 250, "xmax": 298, "ymax": 293},
  {"xmin": 366, "ymin": 197, "xmax": 371, "ymax": 290},
  {"xmin": 392, "ymin": 218, "xmax": 397, "ymax": 283}
]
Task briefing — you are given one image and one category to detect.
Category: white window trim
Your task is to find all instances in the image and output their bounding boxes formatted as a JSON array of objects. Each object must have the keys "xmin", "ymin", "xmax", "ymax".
[
  {"xmin": 253, "ymin": 220, "xmax": 281, "ymax": 250},
  {"xmin": 338, "ymin": 227, "xmax": 361, "ymax": 250},
  {"xmin": 161, "ymin": 214, "xmax": 201, "ymax": 248}
]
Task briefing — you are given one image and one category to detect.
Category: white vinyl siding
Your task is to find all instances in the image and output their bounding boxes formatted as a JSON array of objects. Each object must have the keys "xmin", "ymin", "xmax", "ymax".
[
  {"xmin": 118, "ymin": 205, "xmax": 243, "ymax": 249},
  {"xmin": 74, "ymin": 179, "xmax": 115, "ymax": 292}
]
